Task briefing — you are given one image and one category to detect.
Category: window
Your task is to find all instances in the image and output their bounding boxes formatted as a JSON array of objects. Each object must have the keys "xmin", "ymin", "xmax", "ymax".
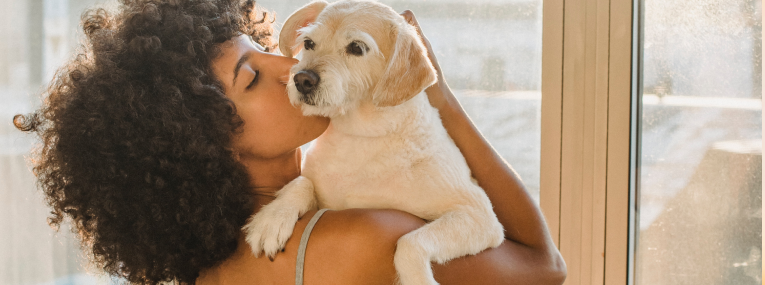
[
  {"xmin": 541, "ymin": 0, "xmax": 761, "ymax": 284},
  {"xmin": 1, "ymin": 0, "xmax": 118, "ymax": 284},
  {"xmin": 634, "ymin": 0, "xmax": 762, "ymax": 284}
]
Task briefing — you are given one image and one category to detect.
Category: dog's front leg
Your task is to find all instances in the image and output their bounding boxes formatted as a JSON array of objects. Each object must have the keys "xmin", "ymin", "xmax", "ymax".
[
  {"xmin": 394, "ymin": 207, "xmax": 505, "ymax": 285},
  {"xmin": 243, "ymin": 176, "xmax": 318, "ymax": 258}
]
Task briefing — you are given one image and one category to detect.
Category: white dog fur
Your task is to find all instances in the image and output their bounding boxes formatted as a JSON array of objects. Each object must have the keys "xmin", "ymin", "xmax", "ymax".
[{"xmin": 243, "ymin": 1, "xmax": 505, "ymax": 284}]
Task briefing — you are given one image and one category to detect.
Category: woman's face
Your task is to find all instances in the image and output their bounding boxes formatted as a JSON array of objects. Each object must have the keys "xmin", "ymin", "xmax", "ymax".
[{"xmin": 212, "ymin": 34, "xmax": 330, "ymax": 159}]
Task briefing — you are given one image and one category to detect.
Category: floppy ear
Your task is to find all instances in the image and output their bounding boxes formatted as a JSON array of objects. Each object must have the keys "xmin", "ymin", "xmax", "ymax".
[
  {"xmin": 371, "ymin": 24, "xmax": 438, "ymax": 107},
  {"xmin": 278, "ymin": 0, "xmax": 328, "ymax": 58}
]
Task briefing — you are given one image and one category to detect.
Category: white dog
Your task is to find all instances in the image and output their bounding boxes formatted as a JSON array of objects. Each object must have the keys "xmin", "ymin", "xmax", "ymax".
[{"xmin": 244, "ymin": 1, "xmax": 505, "ymax": 284}]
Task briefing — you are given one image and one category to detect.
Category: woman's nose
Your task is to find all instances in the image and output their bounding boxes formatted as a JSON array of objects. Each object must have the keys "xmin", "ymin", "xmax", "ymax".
[{"xmin": 265, "ymin": 53, "xmax": 298, "ymax": 84}]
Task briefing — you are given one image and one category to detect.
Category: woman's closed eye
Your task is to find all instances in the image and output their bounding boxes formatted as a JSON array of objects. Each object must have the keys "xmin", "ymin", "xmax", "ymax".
[{"xmin": 246, "ymin": 70, "xmax": 259, "ymax": 90}]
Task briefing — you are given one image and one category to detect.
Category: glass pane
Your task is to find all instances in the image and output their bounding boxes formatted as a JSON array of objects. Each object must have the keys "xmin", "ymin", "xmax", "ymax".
[
  {"xmin": 268, "ymin": 0, "xmax": 544, "ymax": 202},
  {"xmin": 635, "ymin": 0, "xmax": 763, "ymax": 284},
  {"xmin": 1, "ymin": 0, "xmax": 120, "ymax": 283}
]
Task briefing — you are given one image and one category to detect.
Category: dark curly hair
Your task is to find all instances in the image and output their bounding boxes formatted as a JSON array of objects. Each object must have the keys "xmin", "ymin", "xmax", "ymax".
[{"xmin": 13, "ymin": 0, "xmax": 277, "ymax": 283}]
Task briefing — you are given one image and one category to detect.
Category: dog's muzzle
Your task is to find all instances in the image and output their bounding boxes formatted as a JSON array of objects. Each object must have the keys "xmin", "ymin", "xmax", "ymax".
[{"xmin": 294, "ymin": 70, "xmax": 320, "ymax": 105}]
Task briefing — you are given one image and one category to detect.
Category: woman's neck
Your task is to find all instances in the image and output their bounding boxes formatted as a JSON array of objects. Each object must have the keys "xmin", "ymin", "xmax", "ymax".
[{"xmin": 238, "ymin": 148, "xmax": 302, "ymax": 193}]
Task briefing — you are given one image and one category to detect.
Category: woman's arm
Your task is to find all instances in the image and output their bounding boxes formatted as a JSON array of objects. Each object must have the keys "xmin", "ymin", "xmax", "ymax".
[
  {"xmin": 341, "ymin": 209, "xmax": 566, "ymax": 285},
  {"xmin": 401, "ymin": 10, "xmax": 567, "ymax": 284}
]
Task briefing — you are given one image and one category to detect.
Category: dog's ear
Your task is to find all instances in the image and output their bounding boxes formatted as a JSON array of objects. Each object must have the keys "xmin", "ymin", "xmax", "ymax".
[
  {"xmin": 279, "ymin": 1, "xmax": 328, "ymax": 58},
  {"xmin": 371, "ymin": 24, "xmax": 437, "ymax": 107}
]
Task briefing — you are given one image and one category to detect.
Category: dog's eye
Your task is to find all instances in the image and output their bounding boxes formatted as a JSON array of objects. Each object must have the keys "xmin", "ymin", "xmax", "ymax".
[
  {"xmin": 304, "ymin": 39, "xmax": 315, "ymax": 51},
  {"xmin": 346, "ymin": 41, "xmax": 367, "ymax": 56}
]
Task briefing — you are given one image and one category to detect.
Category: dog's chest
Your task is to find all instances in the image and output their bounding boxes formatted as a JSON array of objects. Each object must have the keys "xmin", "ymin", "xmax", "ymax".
[
  {"xmin": 303, "ymin": 129, "xmax": 427, "ymax": 208},
  {"xmin": 301, "ymin": 105, "xmax": 471, "ymax": 219}
]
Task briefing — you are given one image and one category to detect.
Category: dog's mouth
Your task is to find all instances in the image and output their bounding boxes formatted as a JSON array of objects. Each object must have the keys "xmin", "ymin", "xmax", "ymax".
[
  {"xmin": 289, "ymin": 86, "xmax": 327, "ymax": 109},
  {"xmin": 299, "ymin": 95, "xmax": 319, "ymax": 106}
]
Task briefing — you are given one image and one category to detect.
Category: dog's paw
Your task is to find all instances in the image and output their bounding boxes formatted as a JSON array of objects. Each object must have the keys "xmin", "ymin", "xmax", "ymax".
[
  {"xmin": 393, "ymin": 238, "xmax": 440, "ymax": 285},
  {"xmin": 243, "ymin": 202, "xmax": 301, "ymax": 259}
]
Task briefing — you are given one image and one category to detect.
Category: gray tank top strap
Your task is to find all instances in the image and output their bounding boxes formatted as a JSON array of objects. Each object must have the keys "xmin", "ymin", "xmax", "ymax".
[{"xmin": 296, "ymin": 208, "xmax": 330, "ymax": 285}]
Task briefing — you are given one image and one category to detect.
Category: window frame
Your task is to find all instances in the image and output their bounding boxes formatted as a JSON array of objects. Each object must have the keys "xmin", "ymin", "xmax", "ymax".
[{"xmin": 539, "ymin": 0, "xmax": 637, "ymax": 284}]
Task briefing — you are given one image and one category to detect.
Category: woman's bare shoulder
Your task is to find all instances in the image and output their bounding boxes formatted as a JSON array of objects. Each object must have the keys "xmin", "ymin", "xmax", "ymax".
[
  {"xmin": 303, "ymin": 208, "xmax": 426, "ymax": 284},
  {"xmin": 196, "ymin": 208, "xmax": 424, "ymax": 285}
]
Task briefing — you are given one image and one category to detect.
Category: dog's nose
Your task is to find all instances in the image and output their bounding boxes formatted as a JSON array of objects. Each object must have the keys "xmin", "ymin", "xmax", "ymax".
[{"xmin": 294, "ymin": 70, "xmax": 320, "ymax": 96}]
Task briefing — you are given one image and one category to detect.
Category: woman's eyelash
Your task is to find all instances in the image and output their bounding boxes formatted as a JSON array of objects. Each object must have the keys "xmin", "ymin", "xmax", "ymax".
[{"xmin": 246, "ymin": 70, "xmax": 259, "ymax": 89}]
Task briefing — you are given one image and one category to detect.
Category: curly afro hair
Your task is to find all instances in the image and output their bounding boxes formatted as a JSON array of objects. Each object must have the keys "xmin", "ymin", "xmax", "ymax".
[{"xmin": 13, "ymin": 0, "xmax": 277, "ymax": 283}]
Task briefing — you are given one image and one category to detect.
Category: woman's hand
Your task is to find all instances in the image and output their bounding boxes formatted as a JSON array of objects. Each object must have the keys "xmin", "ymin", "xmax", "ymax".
[
  {"xmin": 400, "ymin": 10, "xmax": 458, "ymax": 112},
  {"xmin": 399, "ymin": 10, "xmax": 567, "ymax": 284}
]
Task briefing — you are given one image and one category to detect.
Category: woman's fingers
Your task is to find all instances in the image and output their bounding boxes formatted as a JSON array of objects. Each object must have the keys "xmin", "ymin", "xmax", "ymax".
[
  {"xmin": 400, "ymin": 10, "xmax": 428, "ymax": 46},
  {"xmin": 399, "ymin": 10, "xmax": 455, "ymax": 111},
  {"xmin": 399, "ymin": 10, "xmax": 443, "ymax": 79},
  {"xmin": 400, "ymin": 10, "xmax": 413, "ymax": 22},
  {"xmin": 400, "ymin": 11, "xmax": 419, "ymax": 33}
]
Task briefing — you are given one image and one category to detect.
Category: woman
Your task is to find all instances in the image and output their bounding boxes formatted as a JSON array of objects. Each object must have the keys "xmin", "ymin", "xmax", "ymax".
[{"xmin": 14, "ymin": 0, "xmax": 565, "ymax": 284}]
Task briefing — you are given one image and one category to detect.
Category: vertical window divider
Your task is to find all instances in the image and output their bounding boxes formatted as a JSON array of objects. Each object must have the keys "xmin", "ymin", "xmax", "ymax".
[
  {"xmin": 541, "ymin": 0, "xmax": 565, "ymax": 249},
  {"xmin": 541, "ymin": 0, "xmax": 636, "ymax": 284},
  {"xmin": 605, "ymin": 0, "xmax": 638, "ymax": 284}
]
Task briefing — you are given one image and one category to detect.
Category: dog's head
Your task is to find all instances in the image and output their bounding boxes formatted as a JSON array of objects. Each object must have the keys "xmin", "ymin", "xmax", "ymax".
[{"xmin": 279, "ymin": 0, "xmax": 437, "ymax": 117}]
